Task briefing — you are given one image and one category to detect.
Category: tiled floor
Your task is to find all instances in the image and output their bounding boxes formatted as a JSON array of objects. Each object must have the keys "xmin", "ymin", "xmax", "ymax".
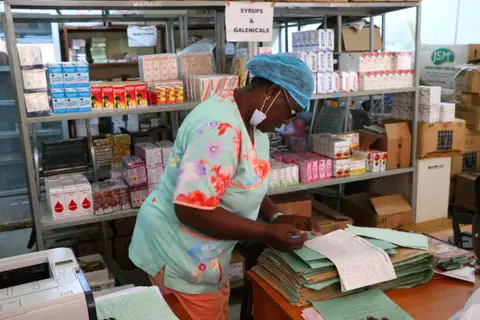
[{"xmin": 0, "ymin": 228, "xmax": 244, "ymax": 320}]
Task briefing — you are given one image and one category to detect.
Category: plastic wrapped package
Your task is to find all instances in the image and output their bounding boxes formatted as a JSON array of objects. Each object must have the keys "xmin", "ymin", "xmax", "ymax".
[
  {"xmin": 108, "ymin": 134, "xmax": 131, "ymax": 164},
  {"xmin": 138, "ymin": 54, "xmax": 178, "ymax": 82},
  {"xmin": 122, "ymin": 155, "xmax": 147, "ymax": 187},
  {"xmin": 24, "ymin": 91, "xmax": 51, "ymax": 117},
  {"xmin": 129, "ymin": 183, "xmax": 149, "ymax": 208},
  {"xmin": 92, "ymin": 179, "xmax": 131, "ymax": 215},
  {"xmin": 177, "ymin": 39, "xmax": 216, "ymax": 78},
  {"xmin": 93, "ymin": 139, "xmax": 113, "ymax": 168}
]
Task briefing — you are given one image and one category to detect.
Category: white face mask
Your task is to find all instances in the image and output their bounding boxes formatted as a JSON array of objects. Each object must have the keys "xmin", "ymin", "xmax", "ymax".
[{"xmin": 249, "ymin": 90, "xmax": 282, "ymax": 127}]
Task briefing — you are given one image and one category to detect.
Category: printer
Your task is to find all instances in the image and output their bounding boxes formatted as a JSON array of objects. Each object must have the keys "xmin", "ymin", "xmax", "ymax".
[{"xmin": 0, "ymin": 248, "xmax": 96, "ymax": 320}]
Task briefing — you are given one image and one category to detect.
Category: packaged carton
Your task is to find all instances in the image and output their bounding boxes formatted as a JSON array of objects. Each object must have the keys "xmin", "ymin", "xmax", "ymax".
[
  {"xmin": 311, "ymin": 200, "xmax": 353, "ymax": 234},
  {"xmin": 65, "ymin": 88, "xmax": 79, "ymax": 112},
  {"xmin": 456, "ymin": 104, "xmax": 480, "ymax": 130},
  {"xmin": 90, "ymin": 84, "xmax": 103, "ymax": 110},
  {"xmin": 311, "ymin": 134, "xmax": 350, "ymax": 159},
  {"xmin": 341, "ymin": 193, "xmax": 412, "ymax": 229},
  {"xmin": 124, "ymin": 84, "xmax": 137, "ymax": 108},
  {"xmin": 332, "ymin": 157, "xmax": 366, "ymax": 177},
  {"xmin": 455, "ymin": 172, "xmax": 480, "ymax": 211},
  {"xmin": 113, "ymin": 84, "xmax": 126, "ymax": 109},
  {"xmin": 270, "ymin": 192, "xmax": 312, "ymax": 218},
  {"xmin": 456, "ymin": 69, "xmax": 480, "ymax": 93},
  {"xmin": 464, "ymin": 130, "xmax": 480, "ymax": 152},
  {"xmin": 417, "ymin": 119, "xmax": 466, "ymax": 158},
  {"xmin": 134, "ymin": 82, "xmax": 148, "ymax": 107},
  {"xmin": 101, "ymin": 85, "xmax": 114, "ymax": 109},
  {"xmin": 451, "ymin": 152, "xmax": 480, "ymax": 177},
  {"xmin": 46, "ymin": 63, "xmax": 64, "ymax": 89}
]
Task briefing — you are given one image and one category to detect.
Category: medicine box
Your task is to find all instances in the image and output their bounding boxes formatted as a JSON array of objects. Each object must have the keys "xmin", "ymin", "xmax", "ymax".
[
  {"xmin": 419, "ymin": 86, "xmax": 441, "ymax": 106},
  {"xmin": 65, "ymin": 88, "xmax": 79, "ymax": 112},
  {"xmin": 46, "ymin": 63, "xmax": 64, "ymax": 89},
  {"xmin": 77, "ymin": 86, "xmax": 91, "ymax": 112},
  {"xmin": 62, "ymin": 62, "xmax": 76, "ymax": 85},
  {"xmin": 74, "ymin": 62, "xmax": 89, "ymax": 83},
  {"xmin": 50, "ymin": 88, "xmax": 66, "ymax": 113}
]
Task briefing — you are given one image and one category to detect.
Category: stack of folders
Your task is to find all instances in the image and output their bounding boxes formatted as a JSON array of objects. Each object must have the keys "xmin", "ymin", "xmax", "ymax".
[{"xmin": 253, "ymin": 226, "xmax": 434, "ymax": 307}]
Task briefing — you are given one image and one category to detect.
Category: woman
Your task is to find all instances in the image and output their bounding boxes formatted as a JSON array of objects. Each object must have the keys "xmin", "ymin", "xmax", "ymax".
[{"xmin": 129, "ymin": 54, "xmax": 315, "ymax": 319}]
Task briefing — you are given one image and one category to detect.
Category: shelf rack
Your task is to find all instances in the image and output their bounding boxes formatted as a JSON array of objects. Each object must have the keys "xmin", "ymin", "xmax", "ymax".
[{"xmin": 2, "ymin": 1, "xmax": 421, "ymax": 254}]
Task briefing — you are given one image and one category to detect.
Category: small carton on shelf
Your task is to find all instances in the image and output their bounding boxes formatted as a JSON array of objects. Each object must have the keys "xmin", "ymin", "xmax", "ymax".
[
  {"xmin": 352, "ymin": 149, "xmax": 387, "ymax": 172},
  {"xmin": 124, "ymin": 83, "xmax": 137, "ymax": 108},
  {"xmin": 341, "ymin": 193, "xmax": 412, "ymax": 229},
  {"xmin": 74, "ymin": 62, "xmax": 89, "ymax": 84},
  {"xmin": 419, "ymin": 86, "xmax": 441, "ymax": 105},
  {"xmin": 417, "ymin": 119, "xmax": 466, "ymax": 159},
  {"xmin": 90, "ymin": 84, "xmax": 103, "ymax": 110},
  {"xmin": 101, "ymin": 85, "xmax": 114, "ymax": 109},
  {"xmin": 22, "ymin": 69, "xmax": 47, "ymax": 90},
  {"xmin": 456, "ymin": 104, "xmax": 480, "ymax": 130},
  {"xmin": 464, "ymin": 130, "xmax": 480, "ymax": 153},
  {"xmin": 77, "ymin": 86, "xmax": 91, "ymax": 113},
  {"xmin": 50, "ymin": 88, "xmax": 66, "ymax": 113},
  {"xmin": 46, "ymin": 63, "xmax": 64, "ymax": 89},
  {"xmin": 332, "ymin": 157, "xmax": 366, "ymax": 178},
  {"xmin": 451, "ymin": 151, "xmax": 480, "ymax": 177},
  {"xmin": 47, "ymin": 182, "xmax": 66, "ymax": 219},
  {"xmin": 78, "ymin": 254, "xmax": 109, "ymax": 285},
  {"xmin": 113, "ymin": 84, "xmax": 126, "ymax": 109},
  {"xmin": 65, "ymin": 88, "xmax": 79, "ymax": 112},
  {"xmin": 62, "ymin": 62, "xmax": 77, "ymax": 86},
  {"xmin": 456, "ymin": 69, "xmax": 480, "ymax": 93},
  {"xmin": 134, "ymin": 82, "xmax": 148, "ymax": 107},
  {"xmin": 440, "ymin": 103, "xmax": 455, "ymax": 123},
  {"xmin": 311, "ymin": 134, "xmax": 350, "ymax": 159},
  {"xmin": 135, "ymin": 142, "xmax": 163, "ymax": 168}
]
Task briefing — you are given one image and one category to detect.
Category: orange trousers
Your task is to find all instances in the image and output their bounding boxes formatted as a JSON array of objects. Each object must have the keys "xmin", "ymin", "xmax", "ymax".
[{"xmin": 150, "ymin": 268, "xmax": 230, "ymax": 320}]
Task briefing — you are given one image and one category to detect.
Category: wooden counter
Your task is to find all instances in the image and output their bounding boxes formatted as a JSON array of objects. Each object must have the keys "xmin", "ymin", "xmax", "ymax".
[{"xmin": 247, "ymin": 271, "xmax": 475, "ymax": 320}]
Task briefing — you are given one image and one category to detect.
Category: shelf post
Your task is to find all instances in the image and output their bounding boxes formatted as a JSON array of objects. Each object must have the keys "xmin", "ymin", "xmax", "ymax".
[
  {"xmin": 411, "ymin": 3, "xmax": 422, "ymax": 222},
  {"xmin": 3, "ymin": 2, "xmax": 44, "ymax": 250}
]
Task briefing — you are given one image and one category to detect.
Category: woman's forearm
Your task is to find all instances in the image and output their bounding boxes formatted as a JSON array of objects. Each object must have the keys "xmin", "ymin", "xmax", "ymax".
[
  {"xmin": 174, "ymin": 204, "xmax": 270, "ymax": 241},
  {"xmin": 259, "ymin": 195, "xmax": 280, "ymax": 222}
]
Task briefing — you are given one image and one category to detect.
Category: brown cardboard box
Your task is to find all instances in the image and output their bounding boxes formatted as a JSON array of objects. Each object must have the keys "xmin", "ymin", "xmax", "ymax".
[
  {"xmin": 451, "ymin": 152, "xmax": 480, "ymax": 177},
  {"xmin": 341, "ymin": 193, "xmax": 412, "ymax": 229},
  {"xmin": 456, "ymin": 93, "xmax": 480, "ymax": 105},
  {"xmin": 468, "ymin": 45, "xmax": 480, "ymax": 62},
  {"xmin": 399, "ymin": 217, "xmax": 471, "ymax": 242},
  {"xmin": 455, "ymin": 172, "xmax": 480, "ymax": 211},
  {"xmin": 271, "ymin": 192, "xmax": 312, "ymax": 218},
  {"xmin": 456, "ymin": 69, "xmax": 480, "ymax": 93},
  {"xmin": 358, "ymin": 122, "xmax": 411, "ymax": 169},
  {"xmin": 311, "ymin": 200, "xmax": 353, "ymax": 234},
  {"xmin": 333, "ymin": 26, "xmax": 382, "ymax": 52},
  {"xmin": 417, "ymin": 119, "xmax": 466, "ymax": 158},
  {"xmin": 464, "ymin": 130, "xmax": 480, "ymax": 152},
  {"xmin": 114, "ymin": 217, "xmax": 137, "ymax": 236},
  {"xmin": 456, "ymin": 105, "xmax": 480, "ymax": 130},
  {"xmin": 229, "ymin": 250, "xmax": 245, "ymax": 287}
]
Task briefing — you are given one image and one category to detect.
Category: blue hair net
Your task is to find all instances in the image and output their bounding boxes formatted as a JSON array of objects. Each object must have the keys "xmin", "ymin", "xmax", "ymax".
[{"xmin": 246, "ymin": 54, "xmax": 314, "ymax": 110}]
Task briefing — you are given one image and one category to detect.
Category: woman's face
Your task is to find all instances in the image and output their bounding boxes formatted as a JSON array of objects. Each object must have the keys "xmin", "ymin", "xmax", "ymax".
[{"xmin": 256, "ymin": 85, "xmax": 302, "ymax": 133}]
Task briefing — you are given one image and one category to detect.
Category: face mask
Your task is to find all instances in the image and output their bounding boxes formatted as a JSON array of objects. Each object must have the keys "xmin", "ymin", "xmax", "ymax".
[{"xmin": 249, "ymin": 90, "xmax": 282, "ymax": 127}]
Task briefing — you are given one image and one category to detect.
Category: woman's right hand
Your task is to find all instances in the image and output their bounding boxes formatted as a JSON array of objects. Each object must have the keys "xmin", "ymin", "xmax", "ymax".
[{"xmin": 265, "ymin": 223, "xmax": 306, "ymax": 251}]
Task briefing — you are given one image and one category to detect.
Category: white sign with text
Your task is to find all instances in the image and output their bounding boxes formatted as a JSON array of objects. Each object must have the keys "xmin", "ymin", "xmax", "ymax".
[
  {"xmin": 225, "ymin": 2, "xmax": 274, "ymax": 42},
  {"xmin": 127, "ymin": 26, "xmax": 157, "ymax": 47}
]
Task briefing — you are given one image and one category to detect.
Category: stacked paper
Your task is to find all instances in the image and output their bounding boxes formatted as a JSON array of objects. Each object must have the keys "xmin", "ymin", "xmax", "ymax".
[
  {"xmin": 253, "ymin": 227, "xmax": 433, "ymax": 307},
  {"xmin": 89, "ymin": 38, "xmax": 107, "ymax": 63}
]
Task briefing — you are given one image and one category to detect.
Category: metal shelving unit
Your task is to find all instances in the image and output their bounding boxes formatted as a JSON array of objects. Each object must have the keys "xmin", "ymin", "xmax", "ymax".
[{"xmin": 2, "ymin": 0, "xmax": 421, "ymax": 252}]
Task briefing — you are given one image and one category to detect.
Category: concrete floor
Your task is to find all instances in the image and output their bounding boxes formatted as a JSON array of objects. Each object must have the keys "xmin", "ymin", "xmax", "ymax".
[{"xmin": 0, "ymin": 227, "xmax": 243, "ymax": 320}]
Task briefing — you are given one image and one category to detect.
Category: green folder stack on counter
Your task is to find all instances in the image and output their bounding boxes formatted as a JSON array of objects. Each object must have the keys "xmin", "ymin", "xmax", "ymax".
[{"xmin": 252, "ymin": 227, "xmax": 434, "ymax": 307}]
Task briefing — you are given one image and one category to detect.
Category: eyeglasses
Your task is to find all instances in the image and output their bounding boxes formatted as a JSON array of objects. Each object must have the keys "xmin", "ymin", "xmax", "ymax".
[{"xmin": 281, "ymin": 88, "xmax": 298, "ymax": 120}]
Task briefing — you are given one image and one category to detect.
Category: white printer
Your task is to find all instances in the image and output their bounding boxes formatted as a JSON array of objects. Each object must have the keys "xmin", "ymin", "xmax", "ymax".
[{"xmin": 0, "ymin": 248, "xmax": 96, "ymax": 320}]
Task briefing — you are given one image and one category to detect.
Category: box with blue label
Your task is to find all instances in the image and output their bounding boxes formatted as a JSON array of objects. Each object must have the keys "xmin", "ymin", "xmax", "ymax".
[
  {"xmin": 62, "ymin": 62, "xmax": 76, "ymax": 85},
  {"xmin": 74, "ymin": 62, "xmax": 89, "ymax": 84},
  {"xmin": 46, "ymin": 63, "xmax": 64, "ymax": 89},
  {"xmin": 77, "ymin": 86, "xmax": 91, "ymax": 112},
  {"xmin": 65, "ymin": 88, "xmax": 79, "ymax": 112},
  {"xmin": 50, "ymin": 88, "xmax": 66, "ymax": 113}
]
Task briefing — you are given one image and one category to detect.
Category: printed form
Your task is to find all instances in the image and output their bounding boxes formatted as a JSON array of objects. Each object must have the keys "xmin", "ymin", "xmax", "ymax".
[{"xmin": 305, "ymin": 230, "xmax": 397, "ymax": 291}]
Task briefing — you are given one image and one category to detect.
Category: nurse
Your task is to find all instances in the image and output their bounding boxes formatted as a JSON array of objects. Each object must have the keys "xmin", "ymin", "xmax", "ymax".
[{"xmin": 129, "ymin": 54, "xmax": 315, "ymax": 320}]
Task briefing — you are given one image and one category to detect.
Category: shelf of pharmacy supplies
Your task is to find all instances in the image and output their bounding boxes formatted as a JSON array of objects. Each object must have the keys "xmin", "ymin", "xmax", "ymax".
[
  {"xmin": 89, "ymin": 62, "xmax": 138, "ymax": 68},
  {"xmin": 312, "ymin": 87, "xmax": 416, "ymax": 100},
  {"xmin": 40, "ymin": 167, "xmax": 413, "ymax": 230},
  {"xmin": 5, "ymin": 0, "xmax": 419, "ymax": 16},
  {"xmin": 25, "ymin": 101, "xmax": 199, "ymax": 124},
  {"xmin": 267, "ymin": 167, "xmax": 414, "ymax": 196}
]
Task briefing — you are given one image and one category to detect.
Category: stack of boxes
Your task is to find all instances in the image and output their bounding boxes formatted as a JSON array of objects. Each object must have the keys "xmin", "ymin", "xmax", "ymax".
[
  {"xmin": 272, "ymin": 152, "xmax": 333, "ymax": 182},
  {"xmin": 269, "ymin": 159, "xmax": 300, "ymax": 189},
  {"xmin": 46, "ymin": 62, "xmax": 91, "ymax": 113},
  {"xmin": 147, "ymin": 80, "xmax": 184, "ymax": 105},
  {"xmin": 18, "ymin": 46, "xmax": 50, "ymax": 116},
  {"xmin": 185, "ymin": 75, "xmax": 239, "ymax": 101},
  {"xmin": 122, "ymin": 155, "xmax": 149, "ymax": 208},
  {"xmin": 134, "ymin": 142, "xmax": 165, "ymax": 193},
  {"xmin": 311, "ymin": 132, "xmax": 371, "ymax": 177},
  {"xmin": 90, "ymin": 81, "xmax": 148, "ymax": 110},
  {"xmin": 109, "ymin": 134, "xmax": 131, "ymax": 164},
  {"xmin": 46, "ymin": 173, "xmax": 93, "ymax": 220},
  {"xmin": 339, "ymin": 52, "xmax": 414, "ymax": 90}
]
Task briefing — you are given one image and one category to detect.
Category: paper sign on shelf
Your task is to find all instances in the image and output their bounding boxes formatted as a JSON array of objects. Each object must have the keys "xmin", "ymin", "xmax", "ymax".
[
  {"xmin": 127, "ymin": 26, "xmax": 157, "ymax": 47},
  {"xmin": 225, "ymin": 2, "xmax": 274, "ymax": 42}
]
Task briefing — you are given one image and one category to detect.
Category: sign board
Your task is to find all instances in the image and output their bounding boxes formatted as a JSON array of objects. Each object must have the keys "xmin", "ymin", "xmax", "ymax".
[
  {"xmin": 225, "ymin": 2, "xmax": 273, "ymax": 42},
  {"xmin": 127, "ymin": 26, "xmax": 157, "ymax": 47}
]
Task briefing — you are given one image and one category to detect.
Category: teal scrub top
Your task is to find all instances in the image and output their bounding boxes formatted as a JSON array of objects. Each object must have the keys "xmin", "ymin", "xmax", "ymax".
[{"xmin": 129, "ymin": 89, "xmax": 271, "ymax": 294}]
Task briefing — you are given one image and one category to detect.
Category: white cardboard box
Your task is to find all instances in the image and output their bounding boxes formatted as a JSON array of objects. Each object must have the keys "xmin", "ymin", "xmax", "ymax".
[
  {"xmin": 78, "ymin": 254, "xmax": 110, "ymax": 284},
  {"xmin": 415, "ymin": 157, "xmax": 451, "ymax": 223}
]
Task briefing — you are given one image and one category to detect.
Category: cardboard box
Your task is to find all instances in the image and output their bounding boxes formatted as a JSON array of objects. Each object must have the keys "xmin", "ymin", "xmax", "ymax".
[
  {"xmin": 456, "ymin": 93, "xmax": 480, "ymax": 105},
  {"xmin": 358, "ymin": 122, "xmax": 411, "ymax": 169},
  {"xmin": 270, "ymin": 192, "xmax": 312, "ymax": 218},
  {"xmin": 456, "ymin": 69, "xmax": 480, "ymax": 93},
  {"xmin": 333, "ymin": 25, "xmax": 382, "ymax": 52},
  {"xmin": 455, "ymin": 172, "xmax": 480, "ymax": 211},
  {"xmin": 341, "ymin": 193, "xmax": 412, "ymax": 229},
  {"xmin": 399, "ymin": 217, "xmax": 471, "ymax": 242},
  {"xmin": 419, "ymin": 44, "xmax": 480, "ymax": 89},
  {"xmin": 456, "ymin": 104, "xmax": 480, "ymax": 130},
  {"xmin": 78, "ymin": 254, "xmax": 109, "ymax": 284},
  {"xmin": 417, "ymin": 119, "xmax": 466, "ymax": 158},
  {"xmin": 465, "ymin": 130, "xmax": 480, "ymax": 152},
  {"xmin": 451, "ymin": 152, "xmax": 480, "ymax": 176},
  {"xmin": 311, "ymin": 200, "xmax": 352, "ymax": 234},
  {"xmin": 229, "ymin": 250, "xmax": 245, "ymax": 287}
]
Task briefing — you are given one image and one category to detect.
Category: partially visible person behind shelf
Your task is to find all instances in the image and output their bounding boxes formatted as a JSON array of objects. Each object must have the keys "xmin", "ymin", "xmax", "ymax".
[{"xmin": 128, "ymin": 54, "xmax": 315, "ymax": 320}]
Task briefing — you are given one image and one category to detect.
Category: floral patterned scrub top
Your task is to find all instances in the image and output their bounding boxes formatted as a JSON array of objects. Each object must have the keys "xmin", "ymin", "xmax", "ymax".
[{"xmin": 129, "ymin": 90, "xmax": 271, "ymax": 294}]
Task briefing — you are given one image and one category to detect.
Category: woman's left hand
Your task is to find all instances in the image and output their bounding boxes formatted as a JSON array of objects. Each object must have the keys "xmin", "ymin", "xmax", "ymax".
[{"xmin": 273, "ymin": 214, "xmax": 312, "ymax": 232}]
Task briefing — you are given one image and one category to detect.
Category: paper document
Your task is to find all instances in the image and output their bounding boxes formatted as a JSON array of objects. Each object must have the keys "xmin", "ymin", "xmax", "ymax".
[
  {"xmin": 347, "ymin": 225, "xmax": 429, "ymax": 250},
  {"xmin": 302, "ymin": 307, "xmax": 325, "ymax": 320},
  {"xmin": 305, "ymin": 230, "xmax": 396, "ymax": 292},
  {"xmin": 95, "ymin": 286, "xmax": 178, "ymax": 320},
  {"xmin": 312, "ymin": 288, "xmax": 414, "ymax": 320},
  {"xmin": 437, "ymin": 266, "xmax": 476, "ymax": 283}
]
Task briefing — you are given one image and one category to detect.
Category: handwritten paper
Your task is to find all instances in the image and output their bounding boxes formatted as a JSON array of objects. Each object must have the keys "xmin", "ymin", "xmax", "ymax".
[{"xmin": 305, "ymin": 230, "xmax": 396, "ymax": 292}]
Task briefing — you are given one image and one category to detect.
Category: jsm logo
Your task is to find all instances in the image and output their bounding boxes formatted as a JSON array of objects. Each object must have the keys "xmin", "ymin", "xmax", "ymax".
[{"xmin": 431, "ymin": 48, "xmax": 455, "ymax": 65}]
